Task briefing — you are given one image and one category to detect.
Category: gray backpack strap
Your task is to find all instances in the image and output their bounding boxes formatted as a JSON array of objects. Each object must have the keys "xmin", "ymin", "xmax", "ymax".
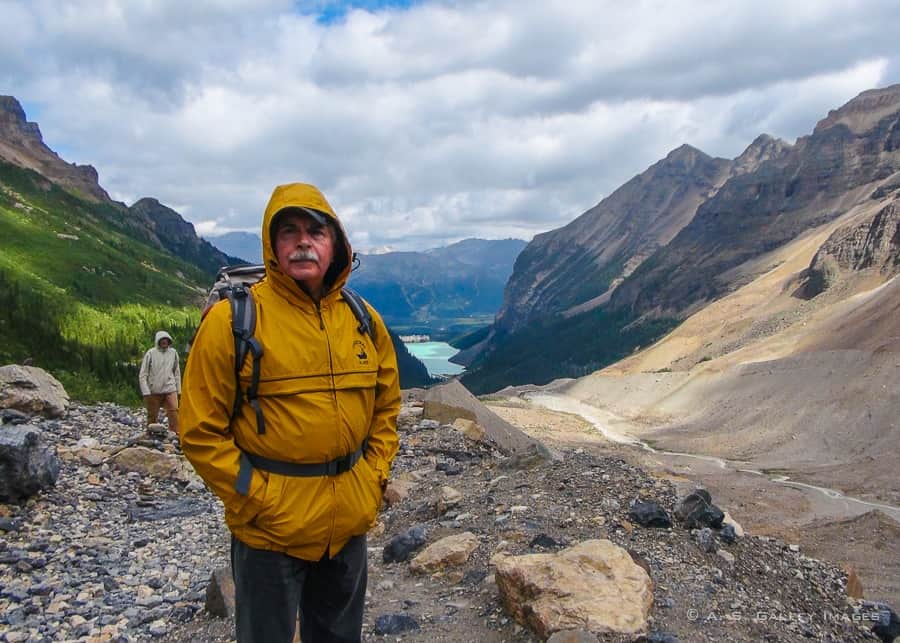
[
  {"xmin": 341, "ymin": 287, "xmax": 373, "ymax": 338},
  {"xmin": 226, "ymin": 285, "xmax": 266, "ymax": 435}
]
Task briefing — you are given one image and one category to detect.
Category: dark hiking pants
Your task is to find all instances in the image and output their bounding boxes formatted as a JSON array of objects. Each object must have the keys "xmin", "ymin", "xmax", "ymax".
[{"xmin": 230, "ymin": 534, "xmax": 367, "ymax": 643}]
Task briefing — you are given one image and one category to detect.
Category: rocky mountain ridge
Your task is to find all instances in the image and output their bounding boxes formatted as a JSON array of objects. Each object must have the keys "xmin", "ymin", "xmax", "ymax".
[
  {"xmin": 465, "ymin": 84, "xmax": 900, "ymax": 390},
  {"xmin": 0, "ymin": 97, "xmax": 109, "ymax": 203},
  {"xmin": 610, "ymin": 84, "xmax": 900, "ymax": 318},
  {"xmin": 0, "ymin": 96, "xmax": 238, "ymax": 278},
  {"xmin": 0, "ymin": 370, "xmax": 895, "ymax": 642},
  {"xmin": 128, "ymin": 198, "xmax": 242, "ymax": 278},
  {"xmin": 494, "ymin": 145, "xmax": 733, "ymax": 335}
]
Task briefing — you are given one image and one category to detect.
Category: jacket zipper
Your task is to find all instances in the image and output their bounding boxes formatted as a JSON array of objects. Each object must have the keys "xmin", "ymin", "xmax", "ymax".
[{"xmin": 317, "ymin": 300, "xmax": 340, "ymax": 555}]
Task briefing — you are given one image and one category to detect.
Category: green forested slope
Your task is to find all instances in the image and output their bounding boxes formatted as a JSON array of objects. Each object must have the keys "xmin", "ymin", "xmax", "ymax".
[{"xmin": 0, "ymin": 160, "xmax": 205, "ymax": 403}]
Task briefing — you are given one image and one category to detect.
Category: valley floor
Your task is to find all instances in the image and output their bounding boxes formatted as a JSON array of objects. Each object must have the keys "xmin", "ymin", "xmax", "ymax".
[{"xmin": 485, "ymin": 396, "xmax": 900, "ymax": 609}]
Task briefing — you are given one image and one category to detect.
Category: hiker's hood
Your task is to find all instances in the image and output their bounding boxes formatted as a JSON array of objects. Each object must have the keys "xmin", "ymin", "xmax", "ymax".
[
  {"xmin": 154, "ymin": 331, "xmax": 173, "ymax": 347},
  {"xmin": 261, "ymin": 182, "xmax": 352, "ymax": 301}
]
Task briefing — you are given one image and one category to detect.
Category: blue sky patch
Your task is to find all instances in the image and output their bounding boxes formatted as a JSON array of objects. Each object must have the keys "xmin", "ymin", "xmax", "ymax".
[{"xmin": 297, "ymin": 0, "xmax": 418, "ymax": 24}]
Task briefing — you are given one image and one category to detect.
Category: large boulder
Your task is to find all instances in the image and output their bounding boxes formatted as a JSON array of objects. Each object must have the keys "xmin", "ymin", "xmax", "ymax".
[
  {"xmin": 0, "ymin": 365, "xmax": 69, "ymax": 419},
  {"xmin": 423, "ymin": 379, "xmax": 554, "ymax": 463},
  {"xmin": 0, "ymin": 424, "xmax": 60, "ymax": 502},
  {"xmin": 493, "ymin": 539, "xmax": 653, "ymax": 638}
]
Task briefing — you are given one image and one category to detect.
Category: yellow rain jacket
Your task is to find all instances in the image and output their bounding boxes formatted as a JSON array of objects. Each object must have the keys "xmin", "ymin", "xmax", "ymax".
[{"xmin": 180, "ymin": 183, "xmax": 400, "ymax": 560}]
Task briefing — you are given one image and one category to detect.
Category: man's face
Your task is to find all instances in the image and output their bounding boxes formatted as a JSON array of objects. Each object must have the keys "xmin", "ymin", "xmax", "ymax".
[
  {"xmin": 158, "ymin": 338, "xmax": 171, "ymax": 350},
  {"xmin": 274, "ymin": 211, "xmax": 336, "ymax": 295}
]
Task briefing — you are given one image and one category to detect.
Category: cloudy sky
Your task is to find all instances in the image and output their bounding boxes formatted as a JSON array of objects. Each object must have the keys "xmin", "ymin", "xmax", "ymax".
[{"xmin": 3, "ymin": 0, "xmax": 900, "ymax": 251}]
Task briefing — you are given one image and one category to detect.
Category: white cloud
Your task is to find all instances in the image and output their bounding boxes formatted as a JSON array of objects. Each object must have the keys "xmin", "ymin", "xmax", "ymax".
[{"xmin": 1, "ymin": 0, "xmax": 898, "ymax": 251}]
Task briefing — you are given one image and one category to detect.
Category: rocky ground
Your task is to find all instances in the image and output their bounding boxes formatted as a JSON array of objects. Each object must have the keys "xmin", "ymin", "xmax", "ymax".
[{"xmin": 0, "ymin": 398, "xmax": 895, "ymax": 642}]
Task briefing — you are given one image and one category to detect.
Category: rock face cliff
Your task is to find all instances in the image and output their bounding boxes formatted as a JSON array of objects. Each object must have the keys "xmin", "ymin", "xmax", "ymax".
[
  {"xmin": 0, "ymin": 96, "xmax": 109, "ymax": 202},
  {"xmin": 610, "ymin": 85, "xmax": 900, "ymax": 318},
  {"xmin": 0, "ymin": 96, "xmax": 244, "ymax": 278},
  {"xmin": 804, "ymin": 201, "xmax": 900, "ymax": 297},
  {"xmin": 129, "ymin": 198, "xmax": 241, "ymax": 276},
  {"xmin": 493, "ymin": 133, "xmax": 796, "ymax": 336},
  {"xmin": 494, "ymin": 145, "xmax": 735, "ymax": 334}
]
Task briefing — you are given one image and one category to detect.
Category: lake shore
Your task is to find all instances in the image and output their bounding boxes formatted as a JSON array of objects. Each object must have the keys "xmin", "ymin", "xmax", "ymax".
[{"xmin": 404, "ymin": 340, "xmax": 465, "ymax": 377}]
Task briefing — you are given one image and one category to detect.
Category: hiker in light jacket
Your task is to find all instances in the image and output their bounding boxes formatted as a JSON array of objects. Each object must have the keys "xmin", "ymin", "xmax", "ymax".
[
  {"xmin": 180, "ymin": 183, "xmax": 401, "ymax": 643},
  {"xmin": 138, "ymin": 330, "xmax": 181, "ymax": 434}
]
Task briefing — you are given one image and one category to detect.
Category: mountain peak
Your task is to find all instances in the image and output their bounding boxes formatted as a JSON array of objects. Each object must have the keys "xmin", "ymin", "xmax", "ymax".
[
  {"xmin": 1, "ymin": 96, "xmax": 31, "ymax": 125},
  {"xmin": 133, "ymin": 196, "xmax": 163, "ymax": 209},
  {"xmin": 732, "ymin": 133, "xmax": 792, "ymax": 174},
  {"xmin": 813, "ymin": 83, "xmax": 900, "ymax": 135},
  {"xmin": 0, "ymin": 96, "xmax": 44, "ymax": 145},
  {"xmin": 0, "ymin": 95, "xmax": 109, "ymax": 202},
  {"xmin": 664, "ymin": 143, "xmax": 708, "ymax": 163}
]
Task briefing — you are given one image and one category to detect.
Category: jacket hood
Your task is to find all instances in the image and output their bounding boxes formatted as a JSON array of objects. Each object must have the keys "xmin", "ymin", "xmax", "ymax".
[
  {"xmin": 262, "ymin": 182, "xmax": 353, "ymax": 301},
  {"xmin": 154, "ymin": 330, "xmax": 173, "ymax": 347}
]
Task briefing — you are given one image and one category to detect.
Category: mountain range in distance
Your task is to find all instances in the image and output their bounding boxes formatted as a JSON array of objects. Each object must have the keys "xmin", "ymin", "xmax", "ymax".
[{"xmin": 210, "ymin": 232, "xmax": 526, "ymax": 334}]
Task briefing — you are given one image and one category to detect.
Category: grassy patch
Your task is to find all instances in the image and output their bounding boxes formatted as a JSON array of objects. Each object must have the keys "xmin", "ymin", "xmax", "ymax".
[{"xmin": 0, "ymin": 161, "xmax": 206, "ymax": 402}]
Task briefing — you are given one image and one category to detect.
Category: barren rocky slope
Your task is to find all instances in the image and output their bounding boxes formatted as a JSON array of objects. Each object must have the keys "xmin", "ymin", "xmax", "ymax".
[
  {"xmin": 466, "ymin": 85, "xmax": 900, "ymax": 392},
  {"xmin": 493, "ymin": 144, "xmax": 736, "ymax": 335},
  {"xmin": 512, "ymin": 189, "xmax": 900, "ymax": 616},
  {"xmin": 610, "ymin": 84, "xmax": 900, "ymax": 319},
  {"xmin": 1, "ymin": 389, "xmax": 894, "ymax": 642}
]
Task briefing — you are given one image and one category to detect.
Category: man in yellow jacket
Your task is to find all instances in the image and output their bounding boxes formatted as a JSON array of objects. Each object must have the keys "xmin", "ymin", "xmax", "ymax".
[{"xmin": 180, "ymin": 183, "xmax": 400, "ymax": 643}]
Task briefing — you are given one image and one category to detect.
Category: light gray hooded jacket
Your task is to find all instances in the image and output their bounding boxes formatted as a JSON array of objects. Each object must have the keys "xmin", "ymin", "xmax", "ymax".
[{"xmin": 139, "ymin": 331, "xmax": 182, "ymax": 396}]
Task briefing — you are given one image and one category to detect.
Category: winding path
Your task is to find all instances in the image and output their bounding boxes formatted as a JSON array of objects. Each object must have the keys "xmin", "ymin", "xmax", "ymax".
[{"xmin": 526, "ymin": 393, "xmax": 900, "ymax": 523}]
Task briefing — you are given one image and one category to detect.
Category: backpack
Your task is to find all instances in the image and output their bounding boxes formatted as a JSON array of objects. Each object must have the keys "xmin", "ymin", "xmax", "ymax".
[{"xmin": 201, "ymin": 263, "xmax": 373, "ymax": 435}]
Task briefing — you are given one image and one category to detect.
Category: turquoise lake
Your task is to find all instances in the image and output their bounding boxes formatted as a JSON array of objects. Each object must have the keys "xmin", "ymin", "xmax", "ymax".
[{"xmin": 403, "ymin": 341, "xmax": 465, "ymax": 377}]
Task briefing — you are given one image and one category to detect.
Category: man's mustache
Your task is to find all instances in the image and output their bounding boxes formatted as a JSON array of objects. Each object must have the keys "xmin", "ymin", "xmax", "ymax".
[{"xmin": 288, "ymin": 250, "xmax": 319, "ymax": 263}]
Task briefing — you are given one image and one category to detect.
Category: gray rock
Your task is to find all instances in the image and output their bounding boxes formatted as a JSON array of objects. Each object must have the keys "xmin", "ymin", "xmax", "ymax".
[
  {"xmin": 529, "ymin": 533, "xmax": 562, "ymax": 549},
  {"xmin": 628, "ymin": 500, "xmax": 672, "ymax": 528},
  {"xmin": 0, "ymin": 365, "xmax": 69, "ymax": 418},
  {"xmin": 639, "ymin": 633, "xmax": 680, "ymax": 643},
  {"xmin": 374, "ymin": 613, "xmax": 420, "ymax": 635},
  {"xmin": 1, "ymin": 408, "xmax": 30, "ymax": 424},
  {"xmin": 547, "ymin": 629, "xmax": 600, "ymax": 642},
  {"xmin": 0, "ymin": 424, "xmax": 60, "ymax": 502},
  {"xmin": 863, "ymin": 602, "xmax": 900, "ymax": 642},
  {"xmin": 675, "ymin": 488, "xmax": 725, "ymax": 529},
  {"xmin": 423, "ymin": 379, "xmax": 554, "ymax": 462},
  {"xmin": 205, "ymin": 567, "xmax": 235, "ymax": 618},
  {"xmin": 692, "ymin": 528, "xmax": 717, "ymax": 553},
  {"xmin": 383, "ymin": 525, "xmax": 427, "ymax": 563},
  {"xmin": 719, "ymin": 523, "xmax": 738, "ymax": 544}
]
